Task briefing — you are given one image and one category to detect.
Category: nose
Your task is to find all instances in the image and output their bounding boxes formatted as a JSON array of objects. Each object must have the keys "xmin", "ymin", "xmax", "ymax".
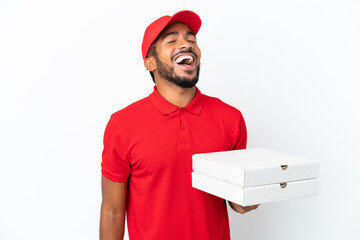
[{"xmin": 177, "ymin": 37, "xmax": 191, "ymax": 50}]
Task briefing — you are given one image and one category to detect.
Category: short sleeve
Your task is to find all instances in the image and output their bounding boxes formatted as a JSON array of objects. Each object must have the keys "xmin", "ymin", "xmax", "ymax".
[
  {"xmin": 233, "ymin": 111, "xmax": 247, "ymax": 150},
  {"xmin": 101, "ymin": 116, "xmax": 131, "ymax": 183}
]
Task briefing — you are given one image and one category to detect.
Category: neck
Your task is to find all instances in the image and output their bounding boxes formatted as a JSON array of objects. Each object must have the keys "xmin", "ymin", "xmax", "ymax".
[{"xmin": 155, "ymin": 79, "xmax": 196, "ymax": 107}]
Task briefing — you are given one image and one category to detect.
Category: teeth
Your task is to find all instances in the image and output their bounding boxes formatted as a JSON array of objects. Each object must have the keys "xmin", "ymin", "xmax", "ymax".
[{"xmin": 175, "ymin": 55, "xmax": 193, "ymax": 64}]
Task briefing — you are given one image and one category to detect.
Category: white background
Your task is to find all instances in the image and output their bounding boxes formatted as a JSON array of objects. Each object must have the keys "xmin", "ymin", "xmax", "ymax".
[{"xmin": 1, "ymin": 0, "xmax": 359, "ymax": 239}]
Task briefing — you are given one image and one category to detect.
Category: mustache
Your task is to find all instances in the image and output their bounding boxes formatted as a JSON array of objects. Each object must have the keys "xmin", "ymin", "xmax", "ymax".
[{"xmin": 171, "ymin": 49, "xmax": 198, "ymax": 62}]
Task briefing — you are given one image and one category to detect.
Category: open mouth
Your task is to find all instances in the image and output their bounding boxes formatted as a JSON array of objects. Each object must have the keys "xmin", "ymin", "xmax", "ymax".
[{"xmin": 174, "ymin": 54, "xmax": 195, "ymax": 69}]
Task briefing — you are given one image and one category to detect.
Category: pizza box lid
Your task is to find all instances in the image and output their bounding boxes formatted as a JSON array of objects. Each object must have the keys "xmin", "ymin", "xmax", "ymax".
[{"xmin": 192, "ymin": 148, "xmax": 319, "ymax": 188}]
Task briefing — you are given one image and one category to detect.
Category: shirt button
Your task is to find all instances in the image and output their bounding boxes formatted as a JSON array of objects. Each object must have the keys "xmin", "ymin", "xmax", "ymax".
[
  {"xmin": 180, "ymin": 124, "xmax": 184, "ymax": 129},
  {"xmin": 180, "ymin": 109, "xmax": 184, "ymax": 114}
]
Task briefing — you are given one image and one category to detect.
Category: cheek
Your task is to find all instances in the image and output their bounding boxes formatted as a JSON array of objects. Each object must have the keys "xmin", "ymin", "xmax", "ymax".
[
  {"xmin": 196, "ymin": 47, "xmax": 201, "ymax": 62},
  {"xmin": 157, "ymin": 45, "xmax": 174, "ymax": 62}
]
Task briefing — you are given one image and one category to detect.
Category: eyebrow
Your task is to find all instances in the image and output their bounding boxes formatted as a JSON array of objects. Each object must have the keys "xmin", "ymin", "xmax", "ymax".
[
  {"xmin": 186, "ymin": 31, "xmax": 196, "ymax": 37},
  {"xmin": 162, "ymin": 31, "xmax": 196, "ymax": 41}
]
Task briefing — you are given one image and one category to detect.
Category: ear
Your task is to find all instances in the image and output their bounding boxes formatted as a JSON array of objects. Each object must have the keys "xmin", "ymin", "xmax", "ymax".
[{"xmin": 144, "ymin": 57, "xmax": 156, "ymax": 72}]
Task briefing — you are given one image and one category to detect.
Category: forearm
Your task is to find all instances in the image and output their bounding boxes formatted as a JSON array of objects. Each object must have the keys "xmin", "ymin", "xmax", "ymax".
[{"xmin": 100, "ymin": 207, "xmax": 125, "ymax": 240}]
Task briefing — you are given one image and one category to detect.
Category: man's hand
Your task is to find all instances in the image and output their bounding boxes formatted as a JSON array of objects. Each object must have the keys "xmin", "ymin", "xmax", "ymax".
[{"xmin": 228, "ymin": 201, "xmax": 259, "ymax": 214}]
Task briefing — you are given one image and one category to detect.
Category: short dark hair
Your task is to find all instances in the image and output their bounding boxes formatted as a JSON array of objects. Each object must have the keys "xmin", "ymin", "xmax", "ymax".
[{"xmin": 146, "ymin": 39, "xmax": 158, "ymax": 83}]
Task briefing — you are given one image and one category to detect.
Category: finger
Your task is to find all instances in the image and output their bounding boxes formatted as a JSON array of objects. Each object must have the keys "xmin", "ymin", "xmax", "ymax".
[
  {"xmin": 243, "ymin": 206, "xmax": 253, "ymax": 213},
  {"xmin": 243, "ymin": 205, "xmax": 259, "ymax": 213},
  {"xmin": 249, "ymin": 204, "xmax": 260, "ymax": 210},
  {"xmin": 231, "ymin": 203, "xmax": 259, "ymax": 214}
]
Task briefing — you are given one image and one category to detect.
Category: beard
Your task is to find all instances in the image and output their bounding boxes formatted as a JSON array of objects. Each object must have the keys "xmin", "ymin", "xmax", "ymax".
[{"xmin": 154, "ymin": 54, "xmax": 200, "ymax": 88}]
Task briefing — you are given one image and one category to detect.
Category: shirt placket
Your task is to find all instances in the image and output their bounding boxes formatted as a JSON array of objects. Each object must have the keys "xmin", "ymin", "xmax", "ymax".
[{"xmin": 178, "ymin": 108, "xmax": 191, "ymax": 151}]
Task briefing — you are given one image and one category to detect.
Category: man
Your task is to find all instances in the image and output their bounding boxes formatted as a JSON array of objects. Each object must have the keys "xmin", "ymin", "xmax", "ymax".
[{"xmin": 100, "ymin": 10, "xmax": 258, "ymax": 240}]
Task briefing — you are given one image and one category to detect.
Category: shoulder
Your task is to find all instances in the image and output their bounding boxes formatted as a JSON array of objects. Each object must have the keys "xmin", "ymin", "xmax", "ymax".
[
  {"xmin": 110, "ymin": 95, "xmax": 152, "ymax": 121},
  {"xmin": 104, "ymin": 95, "xmax": 154, "ymax": 135},
  {"xmin": 202, "ymin": 94, "xmax": 243, "ymax": 117}
]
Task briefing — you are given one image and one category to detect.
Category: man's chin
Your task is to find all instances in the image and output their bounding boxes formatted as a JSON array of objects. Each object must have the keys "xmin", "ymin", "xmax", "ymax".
[
  {"xmin": 170, "ymin": 76, "xmax": 198, "ymax": 88},
  {"xmin": 173, "ymin": 66, "xmax": 200, "ymax": 88}
]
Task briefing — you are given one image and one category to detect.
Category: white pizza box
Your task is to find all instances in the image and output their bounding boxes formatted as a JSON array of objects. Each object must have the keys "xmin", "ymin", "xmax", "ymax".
[{"xmin": 192, "ymin": 148, "xmax": 319, "ymax": 206}]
